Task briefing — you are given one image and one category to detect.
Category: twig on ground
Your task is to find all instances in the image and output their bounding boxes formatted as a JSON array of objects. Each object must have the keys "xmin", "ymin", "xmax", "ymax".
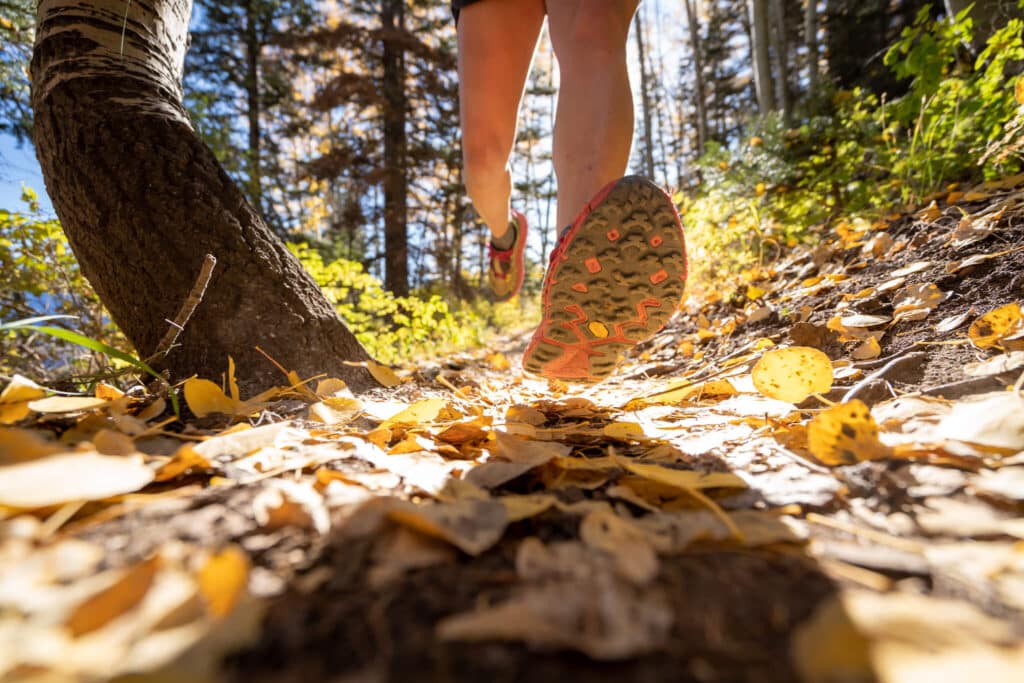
[
  {"xmin": 147, "ymin": 254, "xmax": 216, "ymax": 364},
  {"xmin": 842, "ymin": 351, "xmax": 928, "ymax": 403}
]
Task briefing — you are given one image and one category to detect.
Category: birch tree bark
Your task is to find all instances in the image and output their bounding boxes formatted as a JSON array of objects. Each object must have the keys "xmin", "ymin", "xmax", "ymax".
[
  {"xmin": 684, "ymin": 0, "xmax": 709, "ymax": 155},
  {"xmin": 31, "ymin": 0, "xmax": 378, "ymax": 393}
]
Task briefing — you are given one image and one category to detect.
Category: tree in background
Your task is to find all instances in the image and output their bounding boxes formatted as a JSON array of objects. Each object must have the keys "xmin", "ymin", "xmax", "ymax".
[{"xmin": 0, "ymin": 0, "xmax": 33, "ymax": 144}]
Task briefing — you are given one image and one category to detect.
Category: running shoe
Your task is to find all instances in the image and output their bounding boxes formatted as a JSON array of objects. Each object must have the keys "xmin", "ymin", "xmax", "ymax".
[
  {"xmin": 522, "ymin": 175, "xmax": 687, "ymax": 381},
  {"xmin": 488, "ymin": 209, "xmax": 529, "ymax": 302}
]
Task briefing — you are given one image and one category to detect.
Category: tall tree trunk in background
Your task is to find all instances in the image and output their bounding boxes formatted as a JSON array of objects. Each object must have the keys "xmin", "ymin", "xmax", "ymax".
[
  {"xmin": 684, "ymin": 0, "xmax": 709, "ymax": 156},
  {"xmin": 30, "ymin": 0, "xmax": 377, "ymax": 393},
  {"xmin": 244, "ymin": 0, "xmax": 262, "ymax": 214},
  {"xmin": 749, "ymin": 0, "xmax": 775, "ymax": 113},
  {"xmin": 381, "ymin": 0, "xmax": 409, "ymax": 296},
  {"xmin": 769, "ymin": 0, "xmax": 791, "ymax": 122},
  {"xmin": 633, "ymin": 9, "xmax": 655, "ymax": 178},
  {"xmin": 805, "ymin": 0, "xmax": 819, "ymax": 90}
]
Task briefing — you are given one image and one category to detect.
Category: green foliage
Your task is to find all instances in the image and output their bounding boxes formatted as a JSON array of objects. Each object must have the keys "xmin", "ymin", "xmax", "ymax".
[
  {"xmin": 288, "ymin": 242, "xmax": 494, "ymax": 365},
  {"xmin": 681, "ymin": 6, "xmax": 1024, "ymax": 287},
  {"xmin": 0, "ymin": 188, "xmax": 126, "ymax": 378},
  {"xmin": 0, "ymin": 0, "xmax": 34, "ymax": 143}
]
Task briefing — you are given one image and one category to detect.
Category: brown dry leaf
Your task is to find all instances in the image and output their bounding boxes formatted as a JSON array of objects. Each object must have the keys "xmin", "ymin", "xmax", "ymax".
[
  {"xmin": 65, "ymin": 555, "xmax": 161, "ymax": 636},
  {"xmin": 92, "ymin": 429, "xmax": 136, "ymax": 456},
  {"xmin": 506, "ymin": 405, "xmax": 547, "ymax": 426},
  {"xmin": 0, "ymin": 375, "xmax": 47, "ymax": 424},
  {"xmin": 752, "ymin": 346, "xmax": 834, "ymax": 403},
  {"xmin": 0, "ymin": 427, "xmax": 64, "ymax": 464},
  {"xmin": 891, "ymin": 261, "xmax": 933, "ymax": 278},
  {"xmin": 0, "ymin": 451, "xmax": 154, "ymax": 508},
  {"xmin": 935, "ymin": 309, "xmax": 974, "ymax": 333},
  {"xmin": 197, "ymin": 546, "xmax": 250, "ymax": 618},
  {"xmin": 500, "ymin": 493, "xmax": 559, "ymax": 522},
  {"xmin": 950, "ymin": 210, "xmax": 1002, "ymax": 248},
  {"xmin": 917, "ymin": 200, "xmax": 942, "ymax": 222},
  {"xmin": 968, "ymin": 303, "xmax": 1024, "ymax": 350},
  {"xmin": 155, "ymin": 443, "xmax": 215, "ymax": 482},
  {"xmin": 936, "ymin": 392, "xmax": 1024, "ymax": 451},
  {"xmin": 865, "ymin": 232, "xmax": 894, "ymax": 258},
  {"xmin": 851, "ymin": 336, "xmax": 882, "ymax": 360},
  {"xmin": 641, "ymin": 378, "xmax": 738, "ymax": 405},
  {"xmin": 368, "ymin": 526, "xmax": 456, "ymax": 588},
  {"xmin": 388, "ymin": 498, "xmax": 507, "ymax": 556},
  {"xmin": 253, "ymin": 480, "xmax": 330, "ymax": 534},
  {"xmin": 308, "ymin": 396, "xmax": 362, "ymax": 425},
  {"xmin": 436, "ymin": 417, "xmax": 490, "ymax": 445},
  {"xmin": 807, "ymin": 400, "xmax": 893, "ymax": 465},
  {"xmin": 892, "ymin": 283, "xmax": 943, "ymax": 322},
  {"xmin": 579, "ymin": 509, "xmax": 660, "ymax": 585},
  {"xmin": 963, "ymin": 351, "xmax": 1024, "ymax": 377},
  {"xmin": 465, "ymin": 430, "xmax": 569, "ymax": 489},
  {"xmin": 436, "ymin": 577, "xmax": 672, "ymax": 660}
]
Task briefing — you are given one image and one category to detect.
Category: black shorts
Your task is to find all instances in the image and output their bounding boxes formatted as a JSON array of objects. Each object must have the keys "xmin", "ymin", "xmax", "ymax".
[{"xmin": 451, "ymin": 0, "xmax": 486, "ymax": 23}]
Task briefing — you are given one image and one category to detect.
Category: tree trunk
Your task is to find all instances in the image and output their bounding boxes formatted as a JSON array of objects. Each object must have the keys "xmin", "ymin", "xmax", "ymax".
[
  {"xmin": 31, "ymin": 0, "xmax": 378, "ymax": 394},
  {"xmin": 684, "ymin": 0, "xmax": 709, "ymax": 156},
  {"xmin": 244, "ymin": 0, "xmax": 263, "ymax": 215},
  {"xmin": 769, "ymin": 0, "xmax": 791, "ymax": 122},
  {"xmin": 749, "ymin": 0, "xmax": 775, "ymax": 113},
  {"xmin": 381, "ymin": 0, "xmax": 409, "ymax": 297},
  {"xmin": 633, "ymin": 9, "xmax": 655, "ymax": 178},
  {"xmin": 805, "ymin": 0, "xmax": 819, "ymax": 89}
]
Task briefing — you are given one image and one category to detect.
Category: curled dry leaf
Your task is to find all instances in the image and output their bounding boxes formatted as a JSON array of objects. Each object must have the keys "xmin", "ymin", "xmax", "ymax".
[
  {"xmin": 892, "ymin": 283, "xmax": 943, "ymax": 322},
  {"xmin": 890, "ymin": 261, "xmax": 933, "ymax": 278},
  {"xmin": 968, "ymin": 302, "xmax": 1024, "ymax": 350},
  {"xmin": 752, "ymin": 346, "xmax": 834, "ymax": 403},
  {"xmin": 936, "ymin": 392, "xmax": 1024, "ymax": 451},
  {"xmin": 0, "ymin": 451, "xmax": 155, "ymax": 508},
  {"xmin": 851, "ymin": 336, "xmax": 882, "ymax": 360},
  {"xmin": 0, "ymin": 375, "xmax": 47, "ymax": 424},
  {"xmin": 807, "ymin": 400, "xmax": 893, "ymax": 466},
  {"xmin": 308, "ymin": 397, "xmax": 362, "ymax": 426},
  {"xmin": 935, "ymin": 309, "xmax": 974, "ymax": 334}
]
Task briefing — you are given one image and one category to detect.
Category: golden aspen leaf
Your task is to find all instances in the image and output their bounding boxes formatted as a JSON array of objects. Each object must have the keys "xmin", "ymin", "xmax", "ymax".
[
  {"xmin": 437, "ymin": 418, "xmax": 489, "ymax": 444},
  {"xmin": 486, "ymin": 352, "xmax": 511, "ymax": 370},
  {"xmin": 807, "ymin": 400, "xmax": 893, "ymax": 465},
  {"xmin": 747, "ymin": 284, "xmax": 766, "ymax": 299},
  {"xmin": 183, "ymin": 378, "xmax": 238, "ymax": 417},
  {"xmin": 0, "ymin": 375, "xmax": 46, "ymax": 424},
  {"xmin": 94, "ymin": 383, "xmax": 125, "ymax": 400},
  {"xmin": 66, "ymin": 555, "xmax": 161, "ymax": 636},
  {"xmin": 315, "ymin": 377, "xmax": 350, "ymax": 398},
  {"xmin": 917, "ymin": 200, "xmax": 942, "ymax": 222},
  {"xmin": 752, "ymin": 346, "xmax": 834, "ymax": 403},
  {"xmin": 602, "ymin": 422, "xmax": 646, "ymax": 440},
  {"xmin": 366, "ymin": 361, "xmax": 402, "ymax": 387},
  {"xmin": 388, "ymin": 498, "xmax": 508, "ymax": 556},
  {"xmin": 198, "ymin": 545, "xmax": 250, "ymax": 618},
  {"xmin": 382, "ymin": 397, "xmax": 446, "ymax": 427},
  {"xmin": 155, "ymin": 443, "xmax": 214, "ymax": 482},
  {"xmin": 309, "ymin": 396, "xmax": 362, "ymax": 425},
  {"xmin": 969, "ymin": 303, "xmax": 1024, "ymax": 349},
  {"xmin": 893, "ymin": 282, "xmax": 943, "ymax": 322},
  {"xmin": 0, "ymin": 452, "xmax": 154, "ymax": 507},
  {"xmin": 0, "ymin": 427, "xmax": 64, "ymax": 464},
  {"xmin": 92, "ymin": 429, "xmax": 136, "ymax": 455},
  {"xmin": 27, "ymin": 396, "xmax": 109, "ymax": 413},
  {"xmin": 618, "ymin": 460, "xmax": 748, "ymax": 492}
]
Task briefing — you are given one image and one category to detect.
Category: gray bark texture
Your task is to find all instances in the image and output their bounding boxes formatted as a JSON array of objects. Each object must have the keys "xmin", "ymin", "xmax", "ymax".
[
  {"xmin": 749, "ymin": 0, "xmax": 776, "ymax": 113},
  {"xmin": 31, "ymin": 0, "xmax": 379, "ymax": 394}
]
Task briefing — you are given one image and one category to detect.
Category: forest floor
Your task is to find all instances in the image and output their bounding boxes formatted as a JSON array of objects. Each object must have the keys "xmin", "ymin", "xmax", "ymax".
[{"xmin": 3, "ymin": 176, "xmax": 1024, "ymax": 683}]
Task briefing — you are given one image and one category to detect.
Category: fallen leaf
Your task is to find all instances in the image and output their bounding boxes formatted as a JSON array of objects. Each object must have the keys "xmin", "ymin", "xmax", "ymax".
[
  {"xmin": 935, "ymin": 309, "xmax": 974, "ymax": 333},
  {"xmin": 308, "ymin": 396, "xmax": 362, "ymax": 425},
  {"xmin": 890, "ymin": 261, "xmax": 933, "ymax": 278},
  {"xmin": 155, "ymin": 443, "xmax": 214, "ymax": 482},
  {"xmin": 917, "ymin": 201, "xmax": 942, "ymax": 222},
  {"xmin": 578, "ymin": 509, "xmax": 660, "ymax": 585},
  {"xmin": 182, "ymin": 378, "xmax": 239, "ymax": 417},
  {"xmin": 916, "ymin": 497, "xmax": 1024, "ymax": 538},
  {"xmin": 851, "ymin": 336, "xmax": 882, "ymax": 360},
  {"xmin": 0, "ymin": 375, "xmax": 47, "ymax": 424},
  {"xmin": 963, "ymin": 351, "xmax": 1024, "ymax": 377},
  {"xmin": 968, "ymin": 303, "xmax": 1024, "ymax": 350},
  {"xmin": 936, "ymin": 392, "xmax": 1024, "ymax": 451},
  {"xmin": 368, "ymin": 526, "xmax": 456, "ymax": 588},
  {"xmin": 363, "ymin": 360, "xmax": 402, "ymax": 387},
  {"xmin": 197, "ymin": 546, "xmax": 250, "ymax": 618},
  {"xmin": 807, "ymin": 400, "xmax": 893, "ymax": 465},
  {"xmin": 27, "ymin": 396, "xmax": 109, "ymax": 414},
  {"xmin": 0, "ymin": 451, "xmax": 154, "ymax": 508},
  {"xmin": 486, "ymin": 352, "xmax": 511, "ymax": 370},
  {"xmin": 752, "ymin": 346, "xmax": 834, "ymax": 403},
  {"xmin": 0, "ymin": 427, "xmax": 64, "ymax": 464},
  {"xmin": 892, "ymin": 283, "xmax": 943, "ymax": 322},
  {"xmin": 389, "ymin": 498, "xmax": 507, "ymax": 555},
  {"xmin": 381, "ymin": 397, "xmax": 447, "ymax": 427},
  {"xmin": 465, "ymin": 430, "xmax": 569, "ymax": 488},
  {"xmin": 617, "ymin": 460, "xmax": 748, "ymax": 493},
  {"xmin": 92, "ymin": 429, "xmax": 136, "ymax": 456},
  {"xmin": 253, "ymin": 480, "xmax": 330, "ymax": 534},
  {"xmin": 66, "ymin": 555, "xmax": 161, "ymax": 636}
]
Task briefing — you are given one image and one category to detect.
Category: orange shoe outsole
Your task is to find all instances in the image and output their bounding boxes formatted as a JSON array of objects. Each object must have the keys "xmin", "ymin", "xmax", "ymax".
[{"xmin": 522, "ymin": 175, "xmax": 688, "ymax": 382}]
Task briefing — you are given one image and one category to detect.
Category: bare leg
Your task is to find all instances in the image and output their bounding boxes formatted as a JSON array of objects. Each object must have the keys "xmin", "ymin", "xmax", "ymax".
[
  {"xmin": 546, "ymin": 0, "xmax": 639, "ymax": 229},
  {"xmin": 458, "ymin": 0, "xmax": 546, "ymax": 241}
]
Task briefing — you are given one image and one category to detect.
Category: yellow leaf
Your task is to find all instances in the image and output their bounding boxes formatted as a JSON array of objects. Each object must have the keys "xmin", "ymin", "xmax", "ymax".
[
  {"xmin": 746, "ymin": 284, "xmax": 766, "ymax": 299},
  {"xmin": 27, "ymin": 396, "xmax": 109, "ymax": 413},
  {"xmin": 851, "ymin": 336, "xmax": 882, "ymax": 360},
  {"xmin": 1017, "ymin": 75, "xmax": 1024, "ymax": 104},
  {"xmin": 155, "ymin": 443, "xmax": 214, "ymax": 482},
  {"xmin": 755, "ymin": 182, "xmax": 766, "ymax": 197},
  {"xmin": 969, "ymin": 303, "xmax": 1024, "ymax": 349},
  {"xmin": 227, "ymin": 356, "xmax": 240, "ymax": 402},
  {"xmin": 94, "ymin": 383, "xmax": 125, "ymax": 400},
  {"xmin": 752, "ymin": 346, "xmax": 834, "ymax": 403},
  {"xmin": 486, "ymin": 352, "xmax": 511, "ymax": 370},
  {"xmin": 66, "ymin": 555, "xmax": 161, "ymax": 636},
  {"xmin": 198, "ymin": 546, "xmax": 249, "ymax": 618},
  {"xmin": 618, "ymin": 460, "xmax": 748, "ymax": 492},
  {"xmin": 309, "ymin": 396, "xmax": 362, "ymax": 425},
  {"xmin": 366, "ymin": 360, "xmax": 402, "ymax": 387},
  {"xmin": 602, "ymin": 422, "xmax": 646, "ymax": 440},
  {"xmin": 0, "ymin": 452, "xmax": 154, "ymax": 508},
  {"xmin": 388, "ymin": 498, "xmax": 508, "ymax": 556},
  {"xmin": 437, "ymin": 417, "xmax": 490, "ymax": 444},
  {"xmin": 183, "ymin": 378, "xmax": 238, "ymax": 417},
  {"xmin": 0, "ymin": 427, "xmax": 64, "ymax": 464},
  {"xmin": 382, "ymin": 397, "xmax": 446, "ymax": 427},
  {"xmin": 807, "ymin": 400, "xmax": 893, "ymax": 465},
  {"xmin": 92, "ymin": 429, "xmax": 136, "ymax": 455},
  {"xmin": 315, "ymin": 377, "xmax": 350, "ymax": 398},
  {"xmin": 0, "ymin": 375, "xmax": 46, "ymax": 424}
]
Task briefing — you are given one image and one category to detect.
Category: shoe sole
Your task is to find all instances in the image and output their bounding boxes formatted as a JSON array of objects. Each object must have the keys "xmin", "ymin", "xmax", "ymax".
[{"xmin": 523, "ymin": 176, "xmax": 688, "ymax": 382}]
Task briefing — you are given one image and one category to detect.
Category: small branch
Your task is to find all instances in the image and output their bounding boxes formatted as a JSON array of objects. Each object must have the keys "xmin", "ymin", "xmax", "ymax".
[{"xmin": 148, "ymin": 254, "xmax": 216, "ymax": 364}]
